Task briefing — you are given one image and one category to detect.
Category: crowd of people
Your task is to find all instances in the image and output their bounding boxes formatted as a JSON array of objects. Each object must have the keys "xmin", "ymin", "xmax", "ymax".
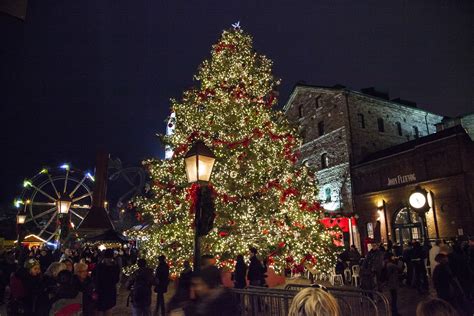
[
  {"xmin": 334, "ymin": 237, "xmax": 474, "ymax": 316},
  {"xmin": 0, "ymin": 236, "xmax": 473, "ymax": 315},
  {"xmin": 0, "ymin": 244, "xmax": 137, "ymax": 315}
]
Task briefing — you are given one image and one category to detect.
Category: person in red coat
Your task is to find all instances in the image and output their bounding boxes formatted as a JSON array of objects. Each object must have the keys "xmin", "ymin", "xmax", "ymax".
[{"xmin": 8, "ymin": 258, "xmax": 42, "ymax": 315}]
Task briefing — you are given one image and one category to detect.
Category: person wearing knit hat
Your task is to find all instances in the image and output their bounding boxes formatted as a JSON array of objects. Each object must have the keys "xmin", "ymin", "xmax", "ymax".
[
  {"xmin": 8, "ymin": 258, "xmax": 42, "ymax": 314},
  {"xmin": 24, "ymin": 258, "xmax": 41, "ymax": 276}
]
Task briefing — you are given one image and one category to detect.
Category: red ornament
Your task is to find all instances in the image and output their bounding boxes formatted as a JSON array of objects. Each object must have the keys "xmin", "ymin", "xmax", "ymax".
[
  {"xmin": 219, "ymin": 231, "xmax": 229, "ymax": 237},
  {"xmin": 278, "ymin": 242, "xmax": 286, "ymax": 248}
]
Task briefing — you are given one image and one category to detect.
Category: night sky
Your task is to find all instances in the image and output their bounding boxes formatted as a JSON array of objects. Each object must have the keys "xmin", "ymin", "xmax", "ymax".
[{"xmin": 1, "ymin": 0, "xmax": 472, "ymax": 206}]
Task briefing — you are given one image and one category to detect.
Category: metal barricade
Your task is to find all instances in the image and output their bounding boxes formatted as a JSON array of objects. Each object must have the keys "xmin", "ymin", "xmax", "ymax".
[
  {"xmin": 231, "ymin": 287, "xmax": 296, "ymax": 316},
  {"xmin": 285, "ymin": 283, "xmax": 391, "ymax": 316},
  {"xmin": 230, "ymin": 285, "xmax": 390, "ymax": 316}
]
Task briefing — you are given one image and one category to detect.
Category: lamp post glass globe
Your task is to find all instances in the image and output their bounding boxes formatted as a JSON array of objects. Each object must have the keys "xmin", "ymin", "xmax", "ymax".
[
  {"xmin": 184, "ymin": 141, "xmax": 216, "ymax": 183},
  {"xmin": 17, "ymin": 214, "xmax": 26, "ymax": 224},
  {"xmin": 409, "ymin": 192, "xmax": 427, "ymax": 209},
  {"xmin": 57, "ymin": 198, "xmax": 72, "ymax": 214}
]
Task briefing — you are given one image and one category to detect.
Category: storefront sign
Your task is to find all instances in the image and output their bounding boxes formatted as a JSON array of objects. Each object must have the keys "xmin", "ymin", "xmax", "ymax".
[{"xmin": 387, "ymin": 173, "xmax": 416, "ymax": 186}]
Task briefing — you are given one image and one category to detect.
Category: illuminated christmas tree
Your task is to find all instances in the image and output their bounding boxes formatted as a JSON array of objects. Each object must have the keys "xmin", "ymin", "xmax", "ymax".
[{"xmin": 132, "ymin": 26, "xmax": 339, "ymax": 275}]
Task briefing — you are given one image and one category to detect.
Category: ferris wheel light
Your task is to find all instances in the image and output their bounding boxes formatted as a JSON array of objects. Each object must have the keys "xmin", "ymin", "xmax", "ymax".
[
  {"xmin": 14, "ymin": 199, "xmax": 23, "ymax": 208},
  {"xmin": 60, "ymin": 164, "xmax": 70, "ymax": 170},
  {"xmin": 23, "ymin": 180, "xmax": 32, "ymax": 188},
  {"xmin": 86, "ymin": 172, "xmax": 95, "ymax": 181},
  {"xmin": 40, "ymin": 168, "xmax": 48, "ymax": 174}
]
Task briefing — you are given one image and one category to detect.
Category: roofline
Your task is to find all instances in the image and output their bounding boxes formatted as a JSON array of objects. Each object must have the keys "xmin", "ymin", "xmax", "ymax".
[
  {"xmin": 353, "ymin": 128, "xmax": 468, "ymax": 167},
  {"xmin": 282, "ymin": 83, "xmax": 445, "ymax": 117}
]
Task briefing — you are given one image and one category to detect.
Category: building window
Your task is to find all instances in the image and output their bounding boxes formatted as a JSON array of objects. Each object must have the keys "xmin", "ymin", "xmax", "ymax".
[
  {"xmin": 325, "ymin": 187, "xmax": 332, "ymax": 203},
  {"xmin": 377, "ymin": 118, "xmax": 385, "ymax": 132},
  {"xmin": 321, "ymin": 153, "xmax": 329, "ymax": 169},
  {"xmin": 318, "ymin": 121, "xmax": 325, "ymax": 136},
  {"xmin": 367, "ymin": 222, "xmax": 374, "ymax": 239},
  {"xmin": 413, "ymin": 126, "xmax": 419, "ymax": 139},
  {"xmin": 396, "ymin": 122, "xmax": 402, "ymax": 136},
  {"xmin": 298, "ymin": 104, "xmax": 304, "ymax": 118},
  {"xmin": 357, "ymin": 113, "xmax": 365, "ymax": 129}
]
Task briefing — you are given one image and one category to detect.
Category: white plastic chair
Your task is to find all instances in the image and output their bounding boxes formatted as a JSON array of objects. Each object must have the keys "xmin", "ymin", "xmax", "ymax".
[
  {"xmin": 330, "ymin": 267, "xmax": 344, "ymax": 286},
  {"xmin": 351, "ymin": 265, "xmax": 361, "ymax": 287},
  {"xmin": 344, "ymin": 266, "xmax": 352, "ymax": 284}
]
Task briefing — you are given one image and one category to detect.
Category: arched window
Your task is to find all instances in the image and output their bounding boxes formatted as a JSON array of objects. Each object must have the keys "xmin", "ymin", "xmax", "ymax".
[
  {"xmin": 298, "ymin": 104, "xmax": 304, "ymax": 118},
  {"xmin": 321, "ymin": 153, "xmax": 329, "ymax": 169},
  {"xmin": 357, "ymin": 113, "xmax": 365, "ymax": 128},
  {"xmin": 396, "ymin": 122, "xmax": 402, "ymax": 136},
  {"xmin": 325, "ymin": 187, "xmax": 332, "ymax": 202},
  {"xmin": 393, "ymin": 207, "xmax": 424, "ymax": 243},
  {"xmin": 377, "ymin": 118, "xmax": 385, "ymax": 132}
]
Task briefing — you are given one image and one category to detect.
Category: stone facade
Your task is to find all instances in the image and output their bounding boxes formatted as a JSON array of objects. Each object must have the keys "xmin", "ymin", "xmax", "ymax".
[{"xmin": 284, "ymin": 84, "xmax": 443, "ymax": 214}]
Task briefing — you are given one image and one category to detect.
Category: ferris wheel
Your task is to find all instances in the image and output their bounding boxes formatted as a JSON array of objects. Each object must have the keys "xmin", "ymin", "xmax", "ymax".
[{"xmin": 15, "ymin": 164, "xmax": 94, "ymax": 242}]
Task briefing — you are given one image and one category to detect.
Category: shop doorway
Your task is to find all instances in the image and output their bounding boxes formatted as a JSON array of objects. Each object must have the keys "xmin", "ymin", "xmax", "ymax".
[{"xmin": 392, "ymin": 207, "xmax": 425, "ymax": 245}]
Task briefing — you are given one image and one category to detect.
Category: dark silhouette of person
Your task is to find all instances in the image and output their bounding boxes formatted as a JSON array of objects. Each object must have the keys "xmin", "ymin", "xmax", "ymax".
[
  {"xmin": 154, "ymin": 255, "xmax": 170, "ymax": 316},
  {"xmin": 233, "ymin": 255, "xmax": 247, "ymax": 289}
]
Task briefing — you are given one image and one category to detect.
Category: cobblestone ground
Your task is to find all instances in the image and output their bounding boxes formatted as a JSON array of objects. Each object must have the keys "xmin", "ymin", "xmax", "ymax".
[{"xmin": 0, "ymin": 277, "xmax": 434, "ymax": 316}]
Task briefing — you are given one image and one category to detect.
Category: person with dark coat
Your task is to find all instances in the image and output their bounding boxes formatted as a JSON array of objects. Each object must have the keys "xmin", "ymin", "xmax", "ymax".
[
  {"xmin": 402, "ymin": 242, "xmax": 414, "ymax": 286},
  {"xmin": 348, "ymin": 245, "xmax": 361, "ymax": 268},
  {"xmin": 233, "ymin": 255, "xmax": 247, "ymax": 289},
  {"xmin": 0, "ymin": 251, "xmax": 17, "ymax": 305},
  {"xmin": 7, "ymin": 258, "xmax": 42, "ymax": 315},
  {"xmin": 126, "ymin": 258, "xmax": 155, "ymax": 316},
  {"xmin": 247, "ymin": 247, "xmax": 266, "ymax": 286},
  {"xmin": 35, "ymin": 262, "xmax": 67, "ymax": 316},
  {"xmin": 184, "ymin": 266, "xmax": 239, "ymax": 316},
  {"xmin": 73, "ymin": 262, "xmax": 96, "ymax": 316},
  {"xmin": 168, "ymin": 260, "xmax": 193, "ymax": 313},
  {"xmin": 49, "ymin": 270, "xmax": 82, "ymax": 315},
  {"xmin": 384, "ymin": 253, "xmax": 402, "ymax": 316},
  {"xmin": 432, "ymin": 253, "xmax": 470, "ymax": 315},
  {"xmin": 154, "ymin": 255, "xmax": 170, "ymax": 316},
  {"xmin": 93, "ymin": 248, "xmax": 120, "ymax": 316},
  {"xmin": 38, "ymin": 249, "xmax": 53, "ymax": 273},
  {"xmin": 449, "ymin": 242, "xmax": 473, "ymax": 300},
  {"xmin": 412, "ymin": 241, "xmax": 429, "ymax": 293}
]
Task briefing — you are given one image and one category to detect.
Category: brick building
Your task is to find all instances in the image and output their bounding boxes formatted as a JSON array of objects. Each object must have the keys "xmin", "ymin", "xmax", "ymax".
[
  {"xmin": 284, "ymin": 84, "xmax": 473, "ymax": 249},
  {"xmin": 352, "ymin": 125, "xmax": 474, "ymax": 248}
]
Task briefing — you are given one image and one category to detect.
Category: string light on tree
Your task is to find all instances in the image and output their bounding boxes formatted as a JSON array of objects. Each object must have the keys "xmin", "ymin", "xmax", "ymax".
[{"xmin": 130, "ymin": 25, "xmax": 340, "ymax": 275}]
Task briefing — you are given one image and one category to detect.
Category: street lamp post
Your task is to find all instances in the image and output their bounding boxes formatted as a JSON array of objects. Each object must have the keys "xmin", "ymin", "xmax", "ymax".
[
  {"xmin": 57, "ymin": 195, "xmax": 72, "ymax": 246},
  {"xmin": 16, "ymin": 212, "xmax": 26, "ymax": 245},
  {"xmin": 184, "ymin": 140, "xmax": 216, "ymax": 273}
]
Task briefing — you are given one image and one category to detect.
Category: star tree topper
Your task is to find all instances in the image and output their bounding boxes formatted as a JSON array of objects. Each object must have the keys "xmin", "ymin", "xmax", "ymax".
[{"xmin": 231, "ymin": 21, "xmax": 241, "ymax": 30}]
